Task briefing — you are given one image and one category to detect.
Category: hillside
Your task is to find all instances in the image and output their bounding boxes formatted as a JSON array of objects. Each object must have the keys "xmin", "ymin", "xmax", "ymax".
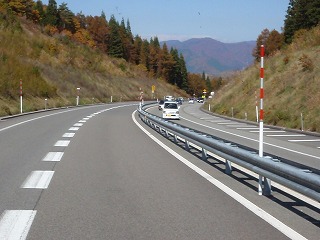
[
  {"xmin": 0, "ymin": 17, "xmax": 188, "ymax": 116},
  {"xmin": 208, "ymin": 26, "xmax": 320, "ymax": 132},
  {"xmin": 163, "ymin": 38, "xmax": 255, "ymax": 75}
]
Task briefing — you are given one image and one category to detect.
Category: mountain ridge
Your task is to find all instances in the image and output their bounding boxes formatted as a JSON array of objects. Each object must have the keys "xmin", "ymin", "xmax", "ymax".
[{"xmin": 162, "ymin": 38, "xmax": 256, "ymax": 75}]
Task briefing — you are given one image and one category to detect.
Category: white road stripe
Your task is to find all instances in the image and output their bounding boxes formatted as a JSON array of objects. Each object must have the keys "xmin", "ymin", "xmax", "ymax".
[
  {"xmin": 63, "ymin": 133, "xmax": 75, "ymax": 138},
  {"xmin": 133, "ymin": 111, "xmax": 307, "ymax": 239},
  {"xmin": 21, "ymin": 171, "xmax": 54, "ymax": 189},
  {"xmin": 267, "ymin": 134, "xmax": 306, "ymax": 137},
  {"xmin": 250, "ymin": 130, "xmax": 286, "ymax": 133},
  {"xmin": 180, "ymin": 116, "xmax": 320, "ymax": 160},
  {"xmin": 68, "ymin": 127, "xmax": 79, "ymax": 131},
  {"xmin": 73, "ymin": 123, "xmax": 83, "ymax": 127},
  {"xmin": 54, "ymin": 140, "xmax": 70, "ymax": 147},
  {"xmin": 83, "ymin": 118, "xmax": 90, "ymax": 120},
  {"xmin": 0, "ymin": 210, "xmax": 36, "ymax": 240},
  {"xmin": 237, "ymin": 127, "xmax": 270, "ymax": 130},
  {"xmin": 288, "ymin": 139, "xmax": 320, "ymax": 142},
  {"xmin": 42, "ymin": 152, "xmax": 64, "ymax": 162},
  {"xmin": 79, "ymin": 120, "xmax": 86, "ymax": 123}
]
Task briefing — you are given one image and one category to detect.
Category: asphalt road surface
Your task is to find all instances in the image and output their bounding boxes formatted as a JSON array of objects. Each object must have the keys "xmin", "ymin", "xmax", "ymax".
[{"xmin": 0, "ymin": 103, "xmax": 319, "ymax": 239}]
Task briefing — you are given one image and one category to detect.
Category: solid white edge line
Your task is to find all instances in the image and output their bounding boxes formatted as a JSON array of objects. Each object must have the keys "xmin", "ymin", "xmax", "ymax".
[
  {"xmin": 132, "ymin": 110, "xmax": 307, "ymax": 240},
  {"xmin": 0, "ymin": 210, "xmax": 36, "ymax": 240}
]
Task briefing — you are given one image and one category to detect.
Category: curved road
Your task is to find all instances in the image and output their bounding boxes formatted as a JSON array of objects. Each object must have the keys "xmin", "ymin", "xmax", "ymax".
[{"xmin": 0, "ymin": 103, "xmax": 318, "ymax": 239}]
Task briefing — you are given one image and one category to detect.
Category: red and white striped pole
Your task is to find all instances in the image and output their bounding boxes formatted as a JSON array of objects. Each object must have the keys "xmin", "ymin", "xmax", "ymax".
[
  {"xmin": 20, "ymin": 79, "xmax": 23, "ymax": 113},
  {"xmin": 258, "ymin": 45, "xmax": 265, "ymax": 195},
  {"xmin": 259, "ymin": 45, "xmax": 264, "ymax": 157}
]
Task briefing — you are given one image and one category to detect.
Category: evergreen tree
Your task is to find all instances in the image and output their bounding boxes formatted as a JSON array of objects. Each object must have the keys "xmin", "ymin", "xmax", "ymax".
[
  {"xmin": 107, "ymin": 15, "xmax": 124, "ymax": 58},
  {"xmin": 44, "ymin": 0, "xmax": 58, "ymax": 26},
  {"xmin": 57, "ymin": 2, "xmax": 74, "ymax": 32},
  {"xmin": 284, "ymin": 0, "xmax": 320, "ymax": 43},
  {"xmin": 179, "ymin": 53, "xmax": 188, "ymax": 91},
  {"xmin": 34, "ymin": 0, "xmax": 45, "ymax": 26}
]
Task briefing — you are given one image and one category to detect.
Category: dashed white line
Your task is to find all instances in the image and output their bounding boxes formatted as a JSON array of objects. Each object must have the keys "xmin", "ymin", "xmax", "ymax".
[
  {"xmin": 237, "ymin": 127, "xmax": 270, "ymax": 130},
  {"xmin": 266, "ymin": 134, "xmax": 306, "ymax": 137},
  {"xmin": 0, "ymin": 210, "xmax": 36, "ymax": 240},
  {"xmin": 288, "ymin": 139, "xmax": 320, "ymax": 142},
  {"xmin": 42, "ymin": 152, "xmax": 64, "ymax": 162},
  {"xmin": 250, "ymin": 130, "xmax": 286, "ymax": 133},
  {"xmin": 68, "ymin": 127, "xmax": 79, "ymax": 131},
  {"xmin": 79, "ymin": 120, "xmax": 86, "ymax": 123},
  {"xmin": 63, "ymin": 132, "xmax": 75, "ymax": 138},
  {"xmin": 73, "ymin": 123, "xmax": 83, "ymax": 127},
  {"xmin": 54, "ymin": 140, "xmax": 70, "ymax": 147},
  {"xmin": 21, "ymin": 171, "xmax": 54, "ymax": 189}
]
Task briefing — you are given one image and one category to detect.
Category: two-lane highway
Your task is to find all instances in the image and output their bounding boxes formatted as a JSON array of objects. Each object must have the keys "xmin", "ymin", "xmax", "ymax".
[{"xmin": 0, "ymin": 103, "xmax": 319, "ymax": 239}]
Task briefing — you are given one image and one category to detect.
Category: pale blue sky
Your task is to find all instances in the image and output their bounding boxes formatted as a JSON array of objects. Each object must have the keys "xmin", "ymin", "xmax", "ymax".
[{"xmin": 52, "ymin": 0, "xmax": 289, "ymax": 43}]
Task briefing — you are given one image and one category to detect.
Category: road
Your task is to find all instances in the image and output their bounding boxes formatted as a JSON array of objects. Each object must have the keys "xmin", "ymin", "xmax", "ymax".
[{"xmin": 0, "ymin": 103, "xmax": 319, "ymax": 239}]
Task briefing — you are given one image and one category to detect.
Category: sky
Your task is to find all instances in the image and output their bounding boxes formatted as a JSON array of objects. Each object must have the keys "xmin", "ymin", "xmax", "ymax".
[{"xmin": 52, "ymin": 0, "xmax": 289, "ymax": 43}]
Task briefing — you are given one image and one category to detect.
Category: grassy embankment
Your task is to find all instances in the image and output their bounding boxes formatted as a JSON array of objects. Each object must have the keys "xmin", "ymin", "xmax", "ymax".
[
  {"xmin": 0, "ymin": 17, "xmax": 187, "ymax": 116},
  {"xmin": 208, "ymin": 26, "xmax": 320, "ymax": 132}
]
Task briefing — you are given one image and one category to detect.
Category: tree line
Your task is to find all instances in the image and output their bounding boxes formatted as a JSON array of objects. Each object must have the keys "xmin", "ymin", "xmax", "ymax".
[
  {"xmin": 253, "ymin": 0, "xmax": 320, "ymax": 61},
  {"xmin": 1, "ymin": 0, "xmax": 189, "ymax": 92}
]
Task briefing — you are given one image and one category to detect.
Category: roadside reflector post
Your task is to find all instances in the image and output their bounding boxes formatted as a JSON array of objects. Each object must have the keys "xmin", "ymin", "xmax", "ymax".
[
  {"xmin": 20, "ymin": 79, "xmax": 23, "ymax": 113},
  {"xmin": 258, "ymin": 45, "xmax": 271, "ymax": 196}
]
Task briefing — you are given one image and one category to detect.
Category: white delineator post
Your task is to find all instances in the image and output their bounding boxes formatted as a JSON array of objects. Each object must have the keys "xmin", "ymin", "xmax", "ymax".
[{"xmin": 20, "ymin": 79, "xmax": 23, "ymax": 113}]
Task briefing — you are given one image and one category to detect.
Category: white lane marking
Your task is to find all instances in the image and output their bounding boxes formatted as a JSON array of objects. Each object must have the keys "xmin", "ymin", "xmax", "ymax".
[
  {"xmin": 237, "ymin": 127, "xmax": 270, "ymax": 130},
  {"xmin": 73, "ymin": 123, "xmax": 83, "ymax": 127},
  {"xmin": 0, "ymin": 210, "xmax": 36, "ymax": 240},
  {"xmin": 217, "ymin": 122, "xmax": 232, "ymax": 125},
  {"xmin": 132, "ymin": 111, "xmax": 307, "ymax": 240},
  {"xmin": 250, "ymin": 130, "xmax": 286, "ymax": 133},
  {"xmin": 267, "ymin": 134, "xmax": 306, "ymax": 137},
  {"xmin": 83, "ymin": 118, "xmax": 90, "ymax": 120},
  {"xmin": 63, "ymin": 132, "xmax": 75, "ymax": 138},
  {"xmin": 69, "ymin": 127, "xmax": 79, "ymax": 131},
  {"xmin": 42, "ymin": 152, "xmax": 64, "ymax": 162},
  {"xmin": 54, "ymin": 140, "xmax": 70, "ymax": 147},
  {"xmin": 288, "ymin": 139, "xmax": 320, "ymax": 142},
  {"xmin": 21, "ymin": 171, "xmax": 54, "ymax": 189},
  {"xmin": 79, "ymin": 120, "xmax": 86, "ymax": 123},
  {"xmin": 0, "ymin": 104, "xmax": 138, "ymax": 134},
  {"xmin": 180, "ymin": 116, "xmax": 320, "ymax": 160}
]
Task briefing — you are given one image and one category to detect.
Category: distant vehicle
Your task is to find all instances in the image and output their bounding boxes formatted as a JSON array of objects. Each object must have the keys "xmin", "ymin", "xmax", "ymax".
[
  {"xmin": 162, "ymin": 101, "xmax": 180, "ymax": 119},
  {"xmin": 175, "ymin": 98, "xmax": 182, "ymax": 105},
  {"xmin": 188, "ymin": 98, "xmax": 195, "ymax": 104},
  {"xmin": 197, "ymin": 97, "xmax": 204, "ymax": 103},
  {"xmin": 158, "ymin": 100, "xmax": 165, "ymax": 110},
  {"xmin": 165, "ymin": 96, "xmax": 174, "ymax": 101}
]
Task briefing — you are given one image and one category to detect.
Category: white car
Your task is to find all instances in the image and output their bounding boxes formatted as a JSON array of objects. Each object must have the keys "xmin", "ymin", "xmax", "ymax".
[{"xmin": 162, "ymin": 102, "xmax": 180, "ymax": 119}]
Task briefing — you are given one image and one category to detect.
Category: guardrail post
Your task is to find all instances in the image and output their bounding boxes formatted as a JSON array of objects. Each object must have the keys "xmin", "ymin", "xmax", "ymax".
[
  {"xmin": 263, "ymin": 178, "xmax": 272, "ymax": 195},
  {"xmin": 185, "ymin": 140, "xmax": 190, "ymax": 151},
  {"xmin": 165, "ymin": 129, "xmax": 169, "ymax": 138},
  {"xmin": 202, "ymin": 148, "xmax": 207, "ymax": 161},
  {"xmin": 225, "ymin": 160, "xmax": 232, "ymax": 174},
  {"xmin": 174, "ymin": 135, "xmax": 178, "ymax": 143}
]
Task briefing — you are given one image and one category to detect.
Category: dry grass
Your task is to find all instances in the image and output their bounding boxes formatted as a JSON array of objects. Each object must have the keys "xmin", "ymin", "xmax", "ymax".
[
  {"xmin": 209, "ymin": 26, "xmax": 320, "ymax": 132},
  {"xmin": 0, "ymin": 17, "xmax": 188, "ymax": 116}
]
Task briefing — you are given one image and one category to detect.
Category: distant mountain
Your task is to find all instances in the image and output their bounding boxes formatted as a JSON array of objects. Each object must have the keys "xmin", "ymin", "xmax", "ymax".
[{"xmin": 162, "ymin": 38, "xmax": 256, "ymax": 75}]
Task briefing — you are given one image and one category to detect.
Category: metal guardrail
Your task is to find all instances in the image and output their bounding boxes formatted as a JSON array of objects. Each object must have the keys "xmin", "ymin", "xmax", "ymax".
[{"xmin": 137, "ymin": 103, "xmax": 320, "ymax": 202}]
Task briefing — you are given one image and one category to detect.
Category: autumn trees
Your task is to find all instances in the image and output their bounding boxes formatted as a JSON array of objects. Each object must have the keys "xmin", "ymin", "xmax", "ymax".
[
  {"xmin": 1, "ymin": 0, "xmax": 188, "ymax": 91},
  {"xmin": 253, "ymin": 0, "xmax": 320, "ymax": 61}
]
